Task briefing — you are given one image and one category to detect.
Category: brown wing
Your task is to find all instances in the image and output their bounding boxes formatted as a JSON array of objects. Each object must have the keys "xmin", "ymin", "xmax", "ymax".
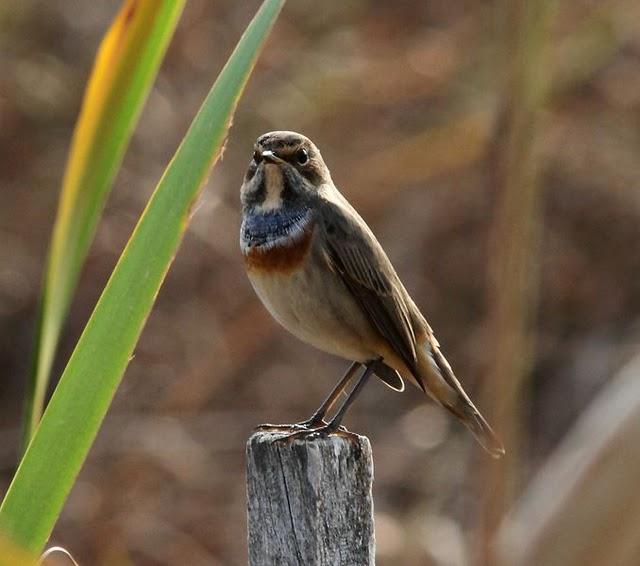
[{"xmin": 319, "ymin": 199, "xmax": 419, "ymax": 376}]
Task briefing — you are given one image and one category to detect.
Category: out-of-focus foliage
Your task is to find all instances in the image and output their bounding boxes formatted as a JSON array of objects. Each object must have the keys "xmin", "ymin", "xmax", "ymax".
[
  {"xmin": 1, "ymin": 0, "xmax": 639, "ymax": 564},
  {"xmin": 499, "ymin": 354, "xmax": 640, "ymax": 566},
  {"xmin": 23, "ymin": 0, "xmax": 186, "ymax": 447},
  {"xmin": 479, "ymin": 1, "xmax": 555, "ymax": 561},
  {"xmin": 0, "ymin": 535, "xmax": 37, "ymax": 566},
  {"xmin": 0, "ymin": 0, "xmax": 283, "ymax": 556}
]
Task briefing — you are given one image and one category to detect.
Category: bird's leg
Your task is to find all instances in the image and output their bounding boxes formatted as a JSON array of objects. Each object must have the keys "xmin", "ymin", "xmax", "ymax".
[
  {"xmin": 297, "ymin": 360, "xmax": 362, "ymax": 428},
  {"xmin": 257, "ymin": 361, "xmax": 361, "ymax": 432},
  {"xmin": 273, "ymin": 358, "xmax": 379, "ymax": 442},
  {"xmin": 319, "ymin": 358, "xmax": 377, "ymax": 433}
]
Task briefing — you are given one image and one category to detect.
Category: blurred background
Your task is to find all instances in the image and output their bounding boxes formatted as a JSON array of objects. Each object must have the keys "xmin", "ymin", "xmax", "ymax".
[{"xmin": 2, "ymin": 0, "xmax": 640, "ymax": 564}]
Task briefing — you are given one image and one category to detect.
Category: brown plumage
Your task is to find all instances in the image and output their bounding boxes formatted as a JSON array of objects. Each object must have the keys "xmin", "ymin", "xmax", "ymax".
[
  {"xmin": 244, "ymin": 222, "xmax": 316, "ymax": 273},
  {"xmin": 240, "ymin": 131, "xmax": 504, "ymax": 457}
]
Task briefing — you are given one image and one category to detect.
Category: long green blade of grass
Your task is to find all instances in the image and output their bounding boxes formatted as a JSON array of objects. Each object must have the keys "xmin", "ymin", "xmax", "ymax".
[
  {"xmin": 23, "ymin": 0, "xmax": 186, "ymax": 446},
  {"xmin": 1, "ymin": 0, "xmax": 285, "ymax": 553},
  {"xmin": 0, "ymin": 535, "xmax": 37, "ymax": 566}
]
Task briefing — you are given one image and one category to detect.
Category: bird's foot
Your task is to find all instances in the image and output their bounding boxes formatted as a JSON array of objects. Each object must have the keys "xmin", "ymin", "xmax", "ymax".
[
  {"xmin": 270, "ymin": 421, "xmax": 352, "ymax": 444},
  {"xmin": 256, "ymin": 411, "xmax": 341, "ymax": 432},
  {"xmin": 256, "ymin": 418, "xmax": 325, "ymax": 433}
]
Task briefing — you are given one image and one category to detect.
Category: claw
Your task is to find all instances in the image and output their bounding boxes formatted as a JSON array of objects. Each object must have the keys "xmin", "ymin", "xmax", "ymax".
[
  {"xmin": 268, "ymin": 422, "xmax": 355, "ymax": 444},
  {"xmin": 256, "ymin": 418, "xmax": 326, "ymax": 433},
  {"xmin": 256, "ymin": 423, "xmax": 301, "ymax": 431}
]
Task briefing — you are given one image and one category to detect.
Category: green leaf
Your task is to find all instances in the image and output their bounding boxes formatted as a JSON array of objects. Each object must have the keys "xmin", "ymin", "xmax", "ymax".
[
  {"xmin": 23, "ymin": 0, "xmax": 186, "ymax": 445},
  {"xmin": 0, "ymin": 534, "xmax": 37, "ymax": 566},
  {"xmin": 1, "ymin": 0, "xmax": 285, "ymax": 553}
]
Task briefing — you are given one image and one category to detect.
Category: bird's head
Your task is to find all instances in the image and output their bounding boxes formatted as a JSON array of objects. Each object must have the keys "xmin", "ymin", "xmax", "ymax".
[{"xmin": 240, "ymin": 131, "xmax": 332, "ymax": 212}]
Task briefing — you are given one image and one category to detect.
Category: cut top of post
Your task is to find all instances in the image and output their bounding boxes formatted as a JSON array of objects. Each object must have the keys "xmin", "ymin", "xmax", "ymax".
[{"xmin": 246, "ymin": 431, "xmax": 375, "ymax": 566}]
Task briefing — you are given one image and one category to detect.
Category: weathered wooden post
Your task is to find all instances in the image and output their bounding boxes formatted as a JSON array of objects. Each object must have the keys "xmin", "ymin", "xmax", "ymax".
[{"xmin": 246, "ymin": 430, "xmax": 375, "ymax": 565}]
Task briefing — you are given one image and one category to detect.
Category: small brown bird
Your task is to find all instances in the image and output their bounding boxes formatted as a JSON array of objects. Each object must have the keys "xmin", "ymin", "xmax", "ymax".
[{"xmin": 240, "ymin": 131, "xmax": 504, "ymax": 457}]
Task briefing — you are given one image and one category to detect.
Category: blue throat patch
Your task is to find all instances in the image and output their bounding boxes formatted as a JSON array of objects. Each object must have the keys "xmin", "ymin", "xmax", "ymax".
[{"xmin": 241, "ymin": 207, "xmax": 312, "ymax": 248}]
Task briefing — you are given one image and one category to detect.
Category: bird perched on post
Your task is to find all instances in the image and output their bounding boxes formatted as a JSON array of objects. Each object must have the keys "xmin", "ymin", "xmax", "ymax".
[{"xmin": 240, "ymin": 131, "xmax": 504, "ymax": 458}]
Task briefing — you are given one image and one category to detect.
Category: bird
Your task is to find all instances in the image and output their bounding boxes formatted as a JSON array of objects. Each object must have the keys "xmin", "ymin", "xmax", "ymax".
[{"xmin": 239, "ymin": 130, "xmax": 504, "ymax": 458}]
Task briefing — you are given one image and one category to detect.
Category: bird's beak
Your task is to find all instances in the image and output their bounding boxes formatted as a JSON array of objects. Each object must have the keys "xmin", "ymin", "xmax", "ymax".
[{"xmin": 260, "ymin": 150, "xmax": 281, "ymax": 164}]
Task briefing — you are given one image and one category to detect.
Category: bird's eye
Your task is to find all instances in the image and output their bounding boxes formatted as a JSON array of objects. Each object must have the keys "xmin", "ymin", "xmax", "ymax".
[{"xmin": 295, "ymin": 148, "xmax": 309, "ymax": 165}]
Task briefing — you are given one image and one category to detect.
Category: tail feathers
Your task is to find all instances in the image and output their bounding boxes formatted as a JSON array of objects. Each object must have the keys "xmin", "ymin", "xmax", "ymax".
[
  {"xmin": 445, "ymin": 399, "xmax": 505, "ymax": 459},
  {"xmin": 422, "ymin": 341, "xmax": 505, "ymax": 458}
]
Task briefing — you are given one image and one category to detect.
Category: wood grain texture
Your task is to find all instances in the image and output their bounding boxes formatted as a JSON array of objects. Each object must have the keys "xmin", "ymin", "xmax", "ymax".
[{"xmin": 246, "ymin": 431, "xmax": 375, "ymax": 566}]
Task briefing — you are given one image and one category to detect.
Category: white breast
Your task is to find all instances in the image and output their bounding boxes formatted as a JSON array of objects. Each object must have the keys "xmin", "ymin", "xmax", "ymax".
[{"xmin": 246, "ymin": 253, "xmax": 378, "ymax": 364}]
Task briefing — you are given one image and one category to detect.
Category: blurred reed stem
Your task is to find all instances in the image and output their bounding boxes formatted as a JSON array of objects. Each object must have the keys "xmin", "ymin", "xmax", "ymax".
[
  {"xmin": 497, "ymin": 354, "xmax": 640, "ymax": 566},
  {"xmin": 477, "ymin": 0, "xmax": 555, "ymax": 564}
]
